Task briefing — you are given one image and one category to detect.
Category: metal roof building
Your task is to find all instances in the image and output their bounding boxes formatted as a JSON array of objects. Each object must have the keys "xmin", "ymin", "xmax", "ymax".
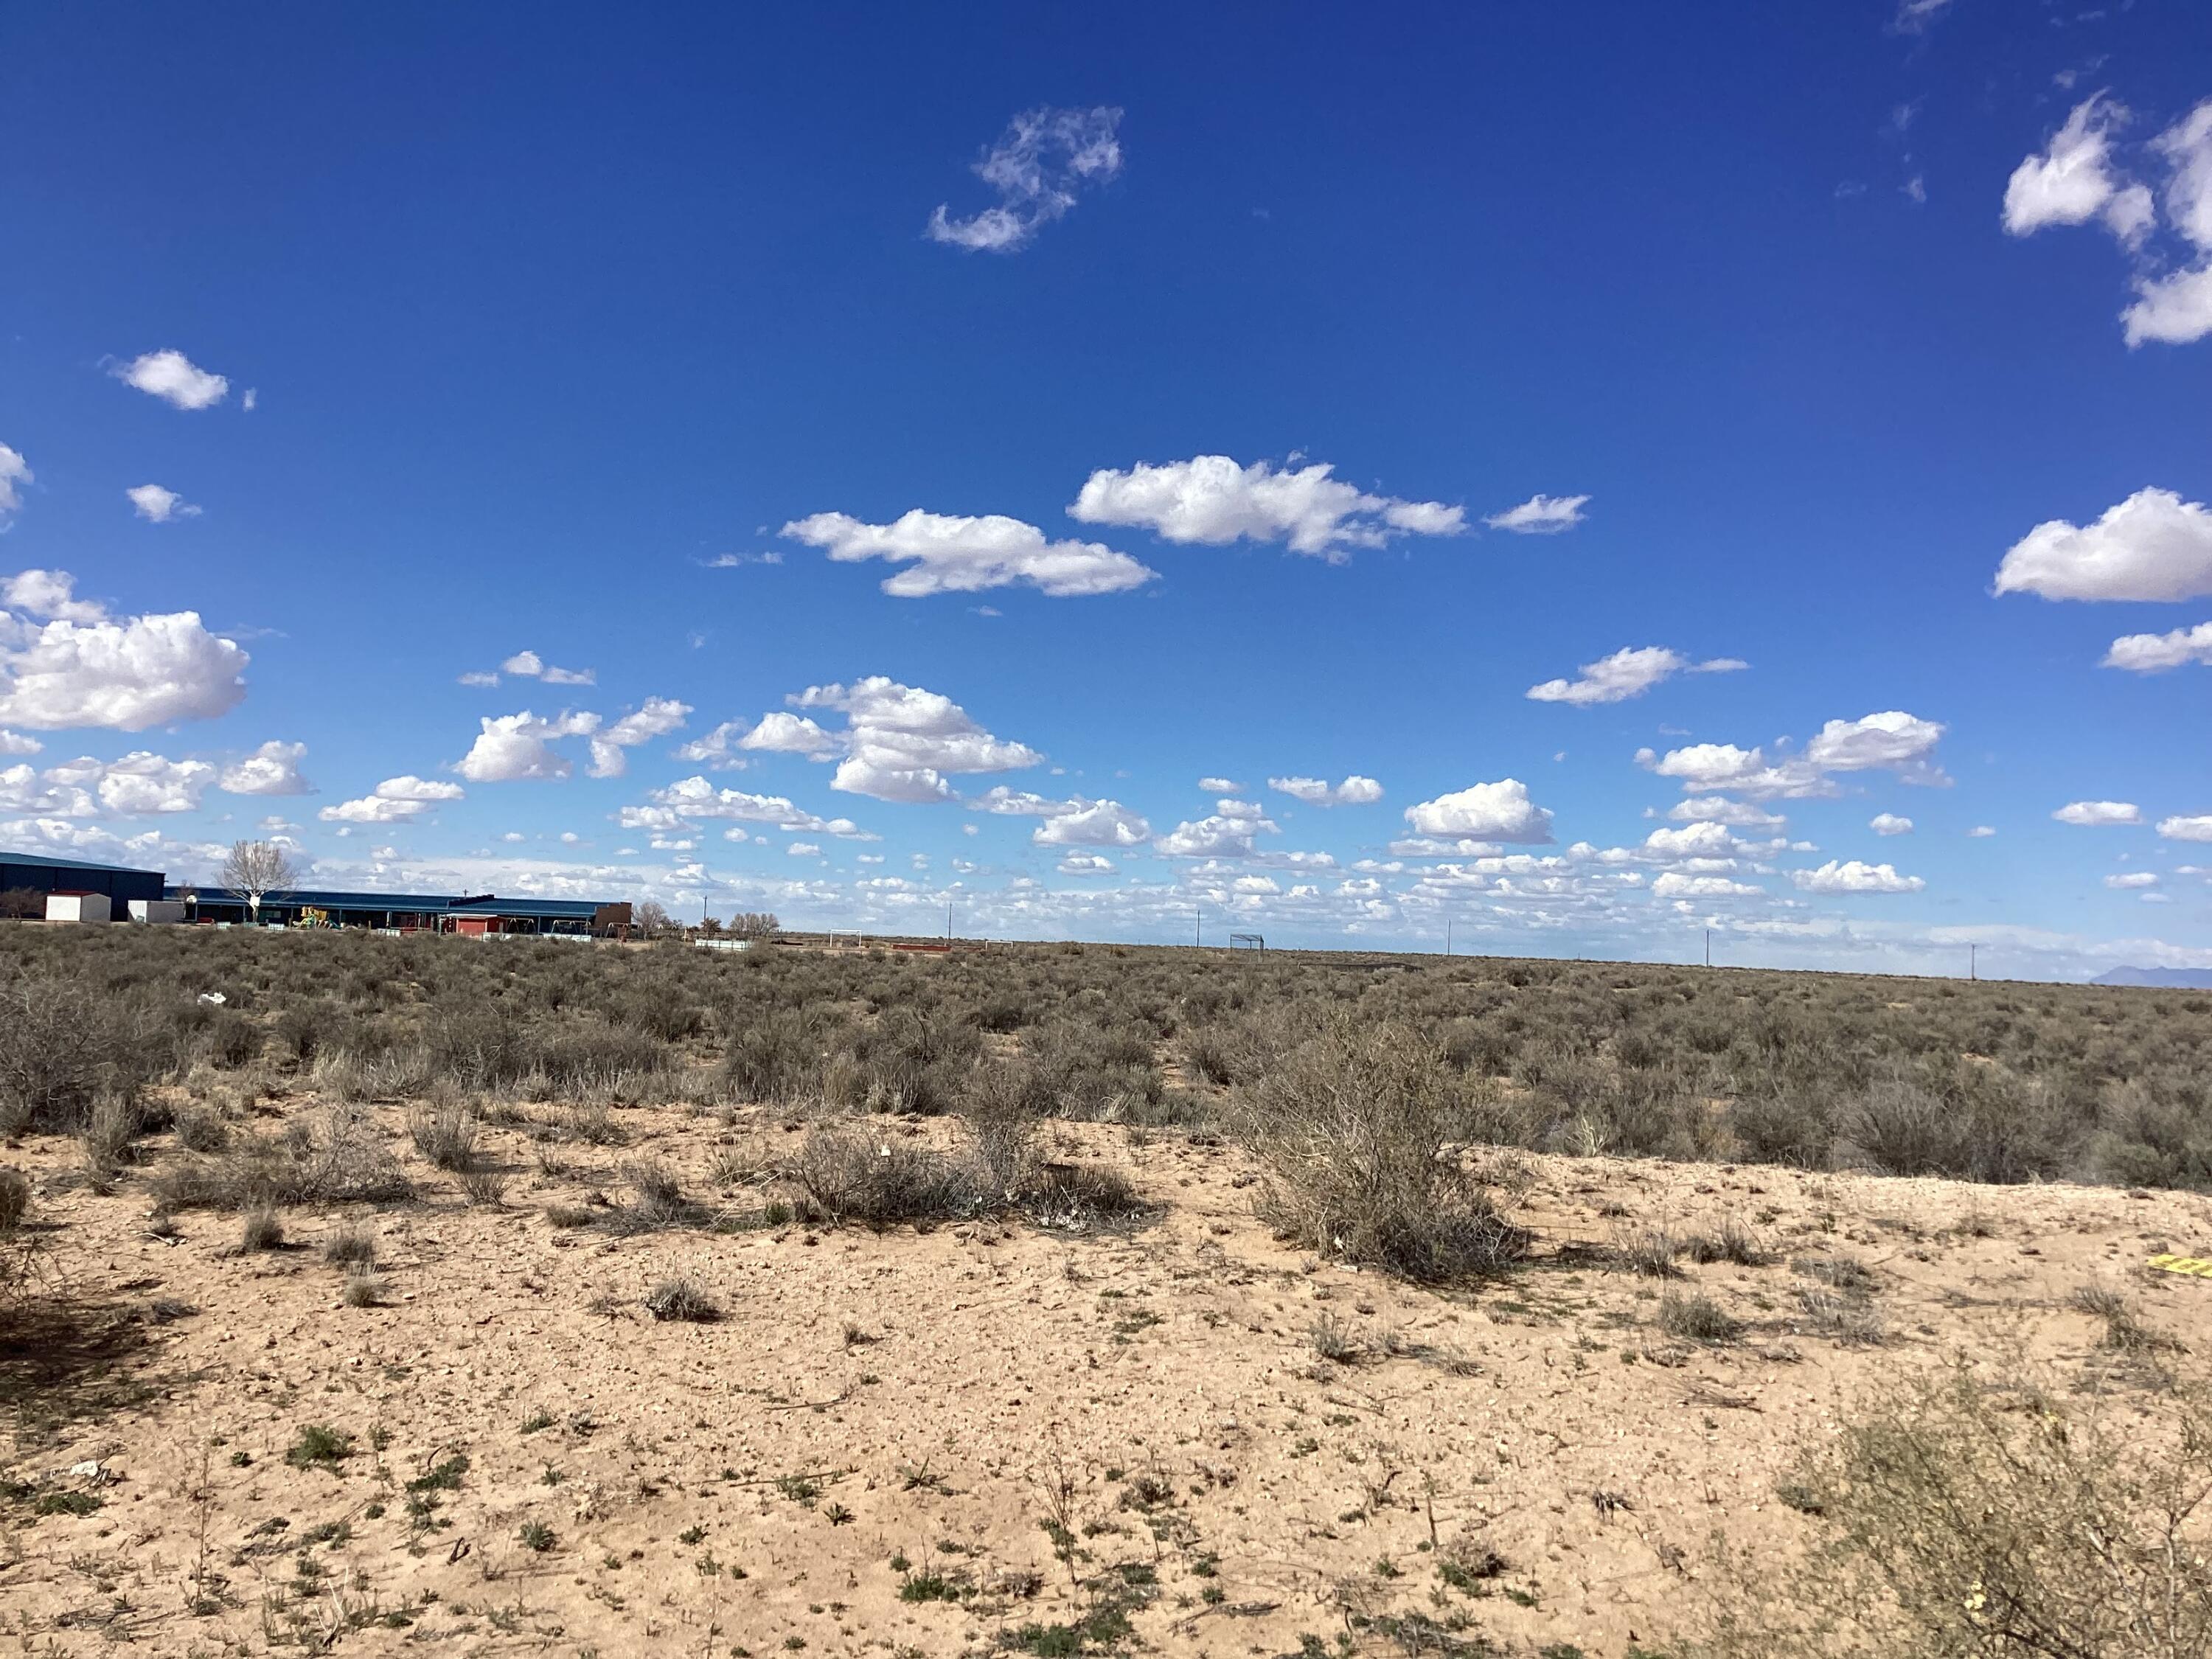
[
  {"xmin": 1, "ymin": 850, "xmax": 167, "ymax": 905},
  {"xmin": 165, "ymin": 884, "xmax": 630, "ymax": 935}
]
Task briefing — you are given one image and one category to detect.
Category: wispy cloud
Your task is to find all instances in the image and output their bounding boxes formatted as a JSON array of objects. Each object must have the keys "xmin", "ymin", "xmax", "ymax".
[{"xmin": 928, "ymin": 106, "xmax": 1124, "ymax": 254}]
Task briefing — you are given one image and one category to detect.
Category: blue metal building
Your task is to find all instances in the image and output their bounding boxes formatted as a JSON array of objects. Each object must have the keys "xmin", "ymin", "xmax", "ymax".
[{"xmin": 0, "ymin": 850, "xmax": 167, "ymax": 906}]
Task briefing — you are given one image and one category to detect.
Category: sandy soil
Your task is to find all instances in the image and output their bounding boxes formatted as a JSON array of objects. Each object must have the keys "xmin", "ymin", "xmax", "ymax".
[{"xmin": 4, "ymin": 1096, "xmax": 2211, "ymax": 1658}]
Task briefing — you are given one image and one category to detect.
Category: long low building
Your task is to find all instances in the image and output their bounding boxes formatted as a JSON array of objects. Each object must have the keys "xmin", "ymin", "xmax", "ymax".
[
  {"xmin": 167, "ymin": 886, "xmax": 631, "ymax": 936},
  {"xmin": 2, "ymin": 845, "xmax": 632, "ymax": 935}
]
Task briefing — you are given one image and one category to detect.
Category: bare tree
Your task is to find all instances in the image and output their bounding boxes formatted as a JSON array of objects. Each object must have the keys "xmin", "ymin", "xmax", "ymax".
[
  {"xmin": 632, "ymin": 900, "xmax": 672, "ymax": 939},
  {"xmin": 730, "ymin": 912, "xmax": 780, "ymax": 940},
  {"xmin": 220, "ymin": 840, "xmax": 300, "ymax": 925}
]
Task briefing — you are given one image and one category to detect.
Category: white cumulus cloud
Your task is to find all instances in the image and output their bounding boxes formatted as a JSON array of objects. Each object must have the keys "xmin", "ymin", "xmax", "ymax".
[
  {"xmin": 1997, "ymin": 488, "xmax": 2212, "ymax": 602},
  {"xmin": 455, "ymin": 710, "xmax": 601, "ymax": 782},
  {"xmin": 319, "ymin": 775, "xmax": 465, "ymax": 824},
  {"xmin": 783, "ymin": 509, "xmax": 1152, "ymax": 597},
  {"xmin": 1804, "ymin": 711, "xmax": 1947, "ymax": 782},
  {"xmin": 1402, "ymin": 779, "xmax": 1554, "ymax": 844},
  {"xmin": 2106, "ymin": 871, "xmax": 2160, "ymax": 888},
  {"xmin": 586, "ymin": 697, "xmax": 692, "ymax": 779},
  {"xmin": 0, "ymin": 570, "xmax": 248, "ymax": 731},
  {"xmin": 2156, "ymin": 814, "xmax": 2212, "ymax": 841},
  {"xmin": 111, "ymin": 349, "xmax": 230, "ymax": 410},
  {"xmin": 928, "ymin": 105, "xmax": 1123, "ymax": 254},
  {"xmin": 1069, "ymin": 454, "xmax": 1462, "ymax": 560},
  {"xmin": 220, "ymin": 740, "xmax": 310, "ymax": 796},
  {"xmin": 2003, "ymin": 94, "xmax": 2155, "ymax": 243},
  {"xmin": 1870, "ymin": 813, "xmax": 1914, "ymax": 836},
  {"xmin": 793, "ymin": 678, "xmax": 1040, "ymax": 804},
  {"xmin": 1652, "ymin": 872, "xmax": 1764, "ymax": 899},
  {"xmin": 2053, "ymin": 799, "xmax": 2142, "ymax": 826},
  {"xmin": 1792, "ymin": 859, "xmax": 1925, "ymax": 894},
  {"xmin": 1267, "ymin": 774, "xmax": 1382, "ymax": 807},
  {"xmin": 127, "ymin": 484, "xmax": 200, "ymax": 523},
  {"xmin": 2104, "ymin": 620, "xmax": 2212, "ymax": 672}
]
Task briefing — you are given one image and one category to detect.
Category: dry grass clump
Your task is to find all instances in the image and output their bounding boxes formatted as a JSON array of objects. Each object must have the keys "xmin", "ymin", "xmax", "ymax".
[
  {"xmin": 148, "ymin": 1106, "xmax": 414, "ymax": 1213},
  {"xmin": 1614, "ymin": 1225, "xmax": 1686, "ymax": 1279},
  {"xmin": 240, "ymin": 1206, "xmax": 285, "ymax": 1251},
  {"xmin": 1655, "ymin": 1290, "xmax": 1743, "ymax": 1344},
  {"xmin": 2072, "ymin": 1282, "xmax": 2186, "ymax": 1356},
  {"xmin": 321, "ymin": 1225, "xmax": 376, "ymax": 1269},
  {"xmin": 1232, "ymin": 1019, "xmax": 1528, "ymax": 1284},
  {"xmin": 1677, "ymin": 1364, "xmax": 2212, "ymax": 1658},
  {"xmin": 643, "ymin": 1277, "xmax": 720, "ymax": 1323},
  {"xmin": 789, "ymin": 1127, "xmax": 992, "ymax": 1228},
  {"xmin": 408, "ymin": 1100, "xmax": 478, "ymax": 1171},
  {"xmin": 1683, "ymin": 1217, "xmax": 1772, "ymax": 1266}
]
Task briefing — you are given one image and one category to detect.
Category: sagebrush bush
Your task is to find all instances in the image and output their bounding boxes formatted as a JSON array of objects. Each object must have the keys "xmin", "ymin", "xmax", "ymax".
[
  {"xmin": 1232, "ymin": 1019, "xmax": 1527, "ymax": 1283},
  {"xmin": 790, "ymin": 1126, "xmax": 990, "ymax": 1227},
  {"xmin": 1678, "ymin": 1365, "xmax": 2212, "ymax": 1658}
]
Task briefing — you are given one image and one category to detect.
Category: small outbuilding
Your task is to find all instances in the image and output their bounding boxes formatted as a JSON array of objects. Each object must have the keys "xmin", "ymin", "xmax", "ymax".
[{"xmin": 45, "ymin": 891, "xmax": 113, "ymax": 924}]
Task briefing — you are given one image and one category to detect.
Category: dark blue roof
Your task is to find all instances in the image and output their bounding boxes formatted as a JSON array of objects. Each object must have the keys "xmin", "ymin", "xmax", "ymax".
[
  {"xmin": 447, "ymin": 897, "xmax": 608, "ymax": 919},
  {"xmin": 3, "ymin": 849, "xmax": 166, "ymax": 876},
  {"xmin": 161, "ymin": 885, "xmax": 618, "ymax": 917}
]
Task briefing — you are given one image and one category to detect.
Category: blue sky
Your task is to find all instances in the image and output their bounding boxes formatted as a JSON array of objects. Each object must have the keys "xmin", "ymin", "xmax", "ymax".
[{"xmin": 2, "ymin": 1, "xmax": 2210, "ymax": 978}]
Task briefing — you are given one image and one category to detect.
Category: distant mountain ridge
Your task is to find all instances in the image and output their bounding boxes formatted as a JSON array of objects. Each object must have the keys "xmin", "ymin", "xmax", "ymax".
[{"xmin": 2093, "ymin": 967, "xmax": 2212, "ymax": 990}]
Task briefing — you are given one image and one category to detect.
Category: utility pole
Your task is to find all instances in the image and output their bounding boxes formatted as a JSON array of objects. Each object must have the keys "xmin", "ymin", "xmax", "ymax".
[
  {"xmin": 1705, "ymin": 928, "xmax": 1711, "ymax": 968},
  {"xmin": 1194, "ymin": 906, "xmax": 1202, "ymax": 949},
  {"xmin": 1445, "ymin": 917, "xmax": 1453, "ymax": 956},
  {"xmin": 1969, "ymin": 943, "xmax": 1977, "ymax": 981},
  {"xmin": 945, "ymin": 898, "xmax": 953, "ymax": 942}
]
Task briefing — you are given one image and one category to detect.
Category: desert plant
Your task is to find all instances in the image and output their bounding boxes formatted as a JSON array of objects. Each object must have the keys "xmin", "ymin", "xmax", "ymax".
[
  {"xmin": 1231, "ymin": 1018, "xmax": 1527, "ymax": 1284},
  {"xmin": 322, "ymin": 1225, "xmax": 377, "ymax": 1269},
  {"xmin": 644, "ymin": 1278, "xmax": 720, "ymax": 1323},
  {"xmin": 1675, "ymin": 1364, "xmax": 2212, "ymax": 1658},
  {"xmin": 408, "ymin": 1101, "xmax": 478, "ymax": 1172},
  {"xmin": 240, "ymin": 1206, "xmax": 285, "ymax": 1251},
  {"xmin": 790, "ymin": 1126, "xmax": 990, "ymax": 1228},
  {"xmin": 1656, "ymin": 1291, "xmax": 1743, "ymax": 1343}
]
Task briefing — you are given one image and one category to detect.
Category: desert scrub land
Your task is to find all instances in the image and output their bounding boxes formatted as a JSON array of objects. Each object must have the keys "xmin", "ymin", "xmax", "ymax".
[{"xmin": 2, "ymin": 925, "xmax": 2211, "ymax": 1657}]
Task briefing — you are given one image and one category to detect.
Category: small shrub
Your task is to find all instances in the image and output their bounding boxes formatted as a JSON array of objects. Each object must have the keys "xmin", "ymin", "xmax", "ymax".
[
  {"xmin": 2072, "ymin": 1282, "xmax": 2183, "ymax": 1354},
  {"xmin": 462, "ymin": 1169, "xmax": 509, "ymax": 1207},
  {"xmin": 342, "ymin": 1272, "xmax": 386, "ymax": 1307},
  {"xmin": 240, "ymin": 1206, "xmax": 285, "ymax": 1251},
  {"xmin": 322, "ymin": 1226, "xmax": 376, "ymax": 1268},
  {"xmin": 1655, "ymin": 1291, "xmax": 1742, "ymax": 1344},
  {"xmin": 286, "ymin": 1424, "xmax": 354, "ymax": 1470},
  {"xmin": 408, "ymin": 1102, "xmax": 477, "ymax": 1172},
  {"xmin": 790, "ymin": 1127, "xmax": 990, "ymax": 1228},
  {"xmin": 1683, "ymin": 1217, "xmax": 1771, "ymax": 1266},
  {"xmin": 1614, "ymin": 1225, "xmax": 1684, "ymax": 1279},
  {"xmin": 1309, "ymin": 1312, "xmax": 1363, "ymax": 1363},
  {"xmin": 644, "ymin": 1277, "xmax": 720, "ymax": 1323},
  {"xmin": 1232, "ymin": 1019, "xmax": 1528, "ymax": 1284},
  {"xmin": 1674, "ymin": 1366, "xmax": 2212, "ymax": 1658},
  {"xmin": 173, "ymin": 1106, "xmax": 231, "ymax": 1154},
  {"xmin": 518, "ymin": 1520, "xmax": 555, "ymax": 1552}
]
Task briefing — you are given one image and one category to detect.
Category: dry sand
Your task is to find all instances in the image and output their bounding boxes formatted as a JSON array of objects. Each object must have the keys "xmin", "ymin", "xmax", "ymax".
[{"xmin": 5, "ymin": 1096, "xmax": 2211, "ymax": 1657}]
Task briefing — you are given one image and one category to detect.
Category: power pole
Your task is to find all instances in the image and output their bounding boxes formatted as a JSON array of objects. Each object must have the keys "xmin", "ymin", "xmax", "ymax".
[
  {"xmin": 1705, "ymin": 928, "xmax": 1711, "ymax": 968},
  {"xmin": 1969, "ymin": 943, "xmax": 1977, "ymax": 981},
  {"xmin": 945, "ymin": 898, "xmax": 952, "ymax": 942},
  {"xmin": 1445, "ymin": 917, "xmax": 1453, "ymax": 956},
  {"xmin": 1194, "ymin": 907, "xmax": 1202, "ymax": 949}
]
